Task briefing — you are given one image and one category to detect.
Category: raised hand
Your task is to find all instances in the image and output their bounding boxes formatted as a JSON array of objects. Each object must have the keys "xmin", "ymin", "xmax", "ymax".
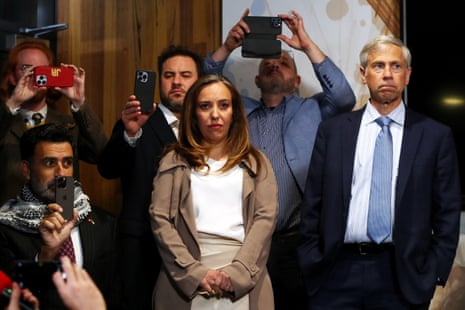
[
  {"xmin": 38, "ymin": 203, "xmax": 78, "ymax": 260},
  {"xmin": 121, "ymin": 95, "xmax": 157, "ymax": 137},
  {"xmin": 277, "ymin": 10, "xmax": 325, "ymax": 63},
  {"xmin": 6, "ymin": 67, "xmax": 41, "ymax": 110},
  {"xmin": 52, "ymin": 256, "xmax": 106, "ymax": 310},
  {"xmin": 56, "ymin": 64, "xmax": 86, "ymax": 108}
]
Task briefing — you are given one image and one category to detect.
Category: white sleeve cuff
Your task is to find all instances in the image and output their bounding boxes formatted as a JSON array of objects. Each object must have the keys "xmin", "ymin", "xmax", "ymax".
[
  {"xmin": 70, "ymin": 102, "xmax": 80, "ymax": 112},
  {"xmin": 124, "ymin": 128, "xmax": 143, "ymax": 147}
]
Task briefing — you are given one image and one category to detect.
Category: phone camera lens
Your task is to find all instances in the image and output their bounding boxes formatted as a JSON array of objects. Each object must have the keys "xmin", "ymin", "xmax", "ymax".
[
  {"xmin": 56, "ymin": 176, "xmax": 67, "ymax": 188},
  {"xmin": 271, "ymin": 17, "xmax": 282, "ymax": 28}
]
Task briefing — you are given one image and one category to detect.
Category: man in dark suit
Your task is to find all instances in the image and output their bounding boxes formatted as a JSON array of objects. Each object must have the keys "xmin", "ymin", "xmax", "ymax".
[
  {"xmin": 0, "ymin": 123, "xmax": 120, "ymax": 310},
  {"xmin": 298, "ymin": 35, "xmax": 462, "ymax": 309},
  {"xmin": 97, "ymin": 45, "xmax": 216, "ymax": 310}
]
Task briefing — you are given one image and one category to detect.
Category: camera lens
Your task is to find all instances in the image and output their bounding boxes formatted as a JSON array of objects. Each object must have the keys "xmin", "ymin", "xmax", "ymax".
[
  {"xmin": 56, "ymin": 176, "xmax": 67, "ymax": 188},
  {"xmin": 271, "ymin": 17, "xmax": 282, "ymax": 28}
]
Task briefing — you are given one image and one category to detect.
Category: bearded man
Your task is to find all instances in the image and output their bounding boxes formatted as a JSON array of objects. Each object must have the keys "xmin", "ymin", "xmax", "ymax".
[{"xmin": 0, "ymin": 123, "xmax": 120, "ymax": 310}]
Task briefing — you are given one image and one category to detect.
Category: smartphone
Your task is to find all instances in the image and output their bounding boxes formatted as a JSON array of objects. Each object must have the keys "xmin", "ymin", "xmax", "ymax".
[
  {"xmin": 12, "ymin": 260, "xmax": 62, "ymax": 291},
  {"xmin": 242, "ymin": 16, "xmax": 282, "ymax": 59},
  {"xmin": 134, "ymin": 69, "xmax": 156, "ymax": 113},
  {"xmin": 34, "ymin": 66, "xmax": 74, "ymax": 88},
  {"xmin": 55, "ymin": 176, "xmax": 74, "ymax": 220}
]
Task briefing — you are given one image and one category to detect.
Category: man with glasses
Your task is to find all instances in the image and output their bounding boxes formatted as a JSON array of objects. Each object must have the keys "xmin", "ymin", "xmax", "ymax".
[
  {"xmin": 205, "ymin": 9, "xmax": 356, "ymax": 309},
  {"xmin": 0, "ymin": 39, "xmax": 107, "ymax": 206}
]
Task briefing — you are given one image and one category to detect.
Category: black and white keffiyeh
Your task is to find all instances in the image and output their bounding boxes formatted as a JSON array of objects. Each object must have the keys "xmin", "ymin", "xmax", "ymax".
[{"xmin": 0, "ymin": 179, "xmax": 92, "ymax": 233}]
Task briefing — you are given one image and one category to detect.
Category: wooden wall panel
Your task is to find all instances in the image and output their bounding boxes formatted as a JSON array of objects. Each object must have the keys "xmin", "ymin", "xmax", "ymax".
[{"xmin": 56, "ymin": 0, "xmax": 221, "ymax": 214}]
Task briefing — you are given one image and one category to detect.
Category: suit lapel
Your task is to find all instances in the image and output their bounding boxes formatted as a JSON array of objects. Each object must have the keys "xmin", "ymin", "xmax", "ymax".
[
  {"xmin": 282, "ymin": 94, "xmax": 300, "ymax": 128},
  {"xmin": 78, "ymin": 216, "xmax": 96, "ymax": 267},
  {"xmin": 146, "ymin": 108, "xmax": 177, "ymax": 145},
  {"xmin": 341, "ymin": 110, "xmax": 363, "ymax": 206},
  {"xmin": 395, "ymin": 109, "xmax": 422, "ymax": 205}
]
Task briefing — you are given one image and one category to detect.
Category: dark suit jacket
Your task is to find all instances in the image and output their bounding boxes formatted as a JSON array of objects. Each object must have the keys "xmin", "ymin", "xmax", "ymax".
[
  {"xmin": 98, "ymin": 108, "xmax": 175, "ymax": 237},
  {"xmin": 97, "ymin": 108, "xmax": 176, "ymax": 309},
  {"xmin": 0, "ymin": 207, "xmax": 121, "ymax": 310},
  {"xmin": 0, "ymin": 102, "xmax": 107, "ymax": 205},
  {"xmin": 298, "ymin": 107, "xmax": 462, "ymax": 304}
]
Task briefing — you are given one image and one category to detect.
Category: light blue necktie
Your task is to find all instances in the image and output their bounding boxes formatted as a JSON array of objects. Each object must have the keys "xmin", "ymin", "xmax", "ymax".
[{"xmin": 367, "ymin": 116, "xmax": 393, "ymax": 244}]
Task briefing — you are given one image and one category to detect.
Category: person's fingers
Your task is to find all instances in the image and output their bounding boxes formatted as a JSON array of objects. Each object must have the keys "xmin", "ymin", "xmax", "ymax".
[
  {"xmin": 40, "ymin": 215, "xmax": 65, "ymax": 230},
  {"xmin": 239, "ymin": 8, "xmax": 251, "ymax": 33},
  {"xmin": 61, "ymin": 256, "xmax": 75, "ymax": 279},
  {"xmin": 240, "ymin": 8, "xmax": 250, "ymax": 19},
  {"xmin": 6, "ymin": 282, "xmax": 21, "ymax": 309}
]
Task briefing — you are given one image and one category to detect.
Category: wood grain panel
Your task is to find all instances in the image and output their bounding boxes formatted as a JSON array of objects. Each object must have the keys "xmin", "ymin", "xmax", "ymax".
[{"xmin": 56, "ymin": 0, "xmax": 221, "ymax": 214}]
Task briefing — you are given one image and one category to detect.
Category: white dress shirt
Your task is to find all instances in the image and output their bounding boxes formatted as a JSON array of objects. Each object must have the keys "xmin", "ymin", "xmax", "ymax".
[{"xmin": 344, "ymin": 102, "xmax": 405, "ymax": 243}]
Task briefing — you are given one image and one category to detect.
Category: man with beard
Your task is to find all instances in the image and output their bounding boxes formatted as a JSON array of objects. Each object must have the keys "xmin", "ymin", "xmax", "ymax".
[
  {"xmin": 97, "ymin": 45, "xmax": 214, "ymax": 310},
  {"xmin": 0, "ymin": 123, "xmax": 121, "ymax": 310},
  {"xmin": 0, "ymin": 39, "xmax": 107, "ymax": 206},
  {"xmin": 204, "ymin": 9, "xmax": 356, "ymax": 310}
]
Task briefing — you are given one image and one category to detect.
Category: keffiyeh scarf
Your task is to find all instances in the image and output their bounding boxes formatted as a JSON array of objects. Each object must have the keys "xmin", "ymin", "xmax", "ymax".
[{"xmin": 0, "ymin": 179, "xmax": 92, "ymax": 233}]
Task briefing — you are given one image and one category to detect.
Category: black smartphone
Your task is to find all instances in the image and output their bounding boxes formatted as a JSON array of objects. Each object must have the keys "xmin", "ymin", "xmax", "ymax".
[
  {"xmin": 12, "ymin": 260, "xmax": 62, "ymax": 291},
  {"xmin": 55, "ymin": 176, "xmax": 74, "ymax": 220},
  {"xmin": 242, "ymin": 16, "xmax": 282, "ymax": 59},
  {"xmin": 134, "ymin": 69, "xmax": 156, "ymax": 113}
]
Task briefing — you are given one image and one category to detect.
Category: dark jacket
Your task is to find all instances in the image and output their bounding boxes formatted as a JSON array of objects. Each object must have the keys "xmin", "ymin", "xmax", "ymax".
[
  {"xmin": 298, "ymin": 107, "xmax": 462, "ymax": 304},
  {"xmin": 0, "ymin": 102, "xmax": 107, "ymax": 205},
  {"xmin": 0, "ymin": 207, "xmax": 122, "ymax": 310}
]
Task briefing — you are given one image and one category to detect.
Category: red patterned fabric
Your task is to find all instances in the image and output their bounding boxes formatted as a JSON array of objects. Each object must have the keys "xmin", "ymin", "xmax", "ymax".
[{"xmin": 59, "ymin": 237, "xmax": 76, "ymax": 263}]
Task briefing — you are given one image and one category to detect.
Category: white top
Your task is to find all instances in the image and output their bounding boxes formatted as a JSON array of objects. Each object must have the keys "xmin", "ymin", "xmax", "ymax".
[
  {"xmin": 191, "ymin": 158, "xmax": 245, "ymax": 242},
  {"xmin": 344, "ymin": 102, "xmax": 405, "ymax": 243}
]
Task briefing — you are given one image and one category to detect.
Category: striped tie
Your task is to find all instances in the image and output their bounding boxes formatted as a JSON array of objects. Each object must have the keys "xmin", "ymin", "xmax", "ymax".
[{"xmin": 367, "ymin": 116, "xmax": 393, "ymax": 244}]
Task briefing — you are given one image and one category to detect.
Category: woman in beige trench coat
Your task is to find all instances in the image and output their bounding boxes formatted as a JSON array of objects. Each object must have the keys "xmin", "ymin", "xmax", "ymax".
[{"xmin": 149, "ymin": 74, "xmax": 278, "ymax": 310}]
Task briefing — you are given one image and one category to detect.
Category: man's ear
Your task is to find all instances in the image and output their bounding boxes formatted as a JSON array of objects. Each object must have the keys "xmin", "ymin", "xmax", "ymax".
[
  {"xmin": 21, "ymin": 160, "xmax": 31, "ymax": 181},
  {"xmin": 294, "ymin": 74, "xmax": 301, "ymax": 88},
  {"xmin": 360, "ymin": 66, "xmax": 368, "ymax": 85}
]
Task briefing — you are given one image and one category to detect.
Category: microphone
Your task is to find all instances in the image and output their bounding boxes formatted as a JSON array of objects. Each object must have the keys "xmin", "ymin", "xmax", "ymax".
[{"xmin": 0, "ymin": 270, "xmax": 35, "ymax": 310}]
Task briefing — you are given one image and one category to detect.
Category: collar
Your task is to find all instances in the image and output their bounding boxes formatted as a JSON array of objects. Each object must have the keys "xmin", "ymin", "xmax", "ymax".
[
  {"xmin": 259, "ymin": 93, "xmax": 297, "ymax": 110},
  {"xmin": 364, "ymin": 101, "xmax": 405, "ymax": 127},
  {"xmin": 158, "ymin": 103, "xmax": 178, "ymax": 126},
  {"xmin": 20, "ymin": 106, "xmax": 48, "ymax": 128},
  {"xmin": 20, "ymin": 106, "xmax": 48, "ymax": 121}
]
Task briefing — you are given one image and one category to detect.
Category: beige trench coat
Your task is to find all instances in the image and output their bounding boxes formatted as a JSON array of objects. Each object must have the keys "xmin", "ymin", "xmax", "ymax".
[{"xmin": 149, "ymin": 150, "xmax": 278, "ymax": 310}]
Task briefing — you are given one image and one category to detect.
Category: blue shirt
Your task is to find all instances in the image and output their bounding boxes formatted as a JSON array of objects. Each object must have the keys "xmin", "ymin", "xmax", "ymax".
[{"xmin": 248, "ymin": 100, "xmax": 302, "ymax": 231}]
